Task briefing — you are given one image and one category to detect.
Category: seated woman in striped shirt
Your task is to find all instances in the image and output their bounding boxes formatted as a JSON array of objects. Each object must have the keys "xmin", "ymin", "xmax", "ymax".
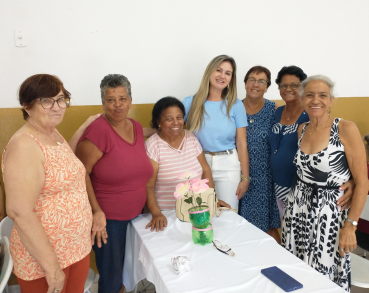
[{"xmin": 145, "ymin": 97, "xmax": 230, "ymax": 231}]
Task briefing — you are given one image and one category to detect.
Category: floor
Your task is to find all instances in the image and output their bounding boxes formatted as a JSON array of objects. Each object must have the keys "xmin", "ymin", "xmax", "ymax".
[
  {"xmin": 352, "ymin": 286, "xmax": 369, "ymax": 293},
  {"xmin": 351, "ymin": 247, "xmax": 369, "ymax": 293},
  {"xmin": 8, "ymin": 276, "xmax": 156, "ymax": 293},
  {"xmin": 89, "ymin": 276, "xmax": 156, "ymax": 293},
  {"xmin": 7, "ymin": 255, "xmax": 368, "ymax": 293},
  {"xmin": 8, "ymin": 275, "xmax": 368, "ymax": 293}
]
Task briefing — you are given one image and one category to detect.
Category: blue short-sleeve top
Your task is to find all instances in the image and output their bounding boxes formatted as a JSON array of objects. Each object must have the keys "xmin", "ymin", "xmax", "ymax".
[{"xmin": 182, "ymin": 95, "xmax": 248, "ymax": 152}]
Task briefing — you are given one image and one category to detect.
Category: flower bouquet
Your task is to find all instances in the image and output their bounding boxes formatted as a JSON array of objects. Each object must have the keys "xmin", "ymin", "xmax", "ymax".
[
  {"xmin": 174, "ymin": 171, "xmax": 210, "ymax": 207},
  {"xmin": 174, "ymin": 171, "xmax": 214, "ymax": 245}
]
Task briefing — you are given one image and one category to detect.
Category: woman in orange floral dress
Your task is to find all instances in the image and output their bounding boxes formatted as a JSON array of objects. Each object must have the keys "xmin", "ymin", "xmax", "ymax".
[{"xmin": 2, "ymin": 74, "xmax": 99, "ymax": 293}]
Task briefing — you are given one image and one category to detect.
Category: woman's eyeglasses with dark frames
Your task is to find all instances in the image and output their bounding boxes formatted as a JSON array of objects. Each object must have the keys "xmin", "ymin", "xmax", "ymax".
[
  {"xmin": 39, "ymin": 97, "xmax": 70, "ymax": 109},
  {"xmin": 278, "ymin": 83, "xmax": 301, "ymax": 91},
  {"xmin": 247, "ymin": 78, "xmax": 268, "ymax": 87}
]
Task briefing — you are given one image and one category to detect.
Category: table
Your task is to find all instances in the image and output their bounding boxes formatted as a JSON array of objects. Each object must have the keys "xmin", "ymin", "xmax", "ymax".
[{"xmin": 123, "ymin": 210, "xmax": 346, "ymax": 293}]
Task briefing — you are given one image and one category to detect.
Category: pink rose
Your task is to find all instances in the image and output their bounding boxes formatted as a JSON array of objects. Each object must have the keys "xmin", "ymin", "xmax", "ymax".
[
  {"xmin": 191, "ymin": 179, "xmax": 209, "ymax": 194},
  {"xmin": 174, "ymin": 181, "xmax": 190, "ymax": 199},
  {"xmin": 190, "ymin": 178, "xmax": 200, "ymax": 185}
]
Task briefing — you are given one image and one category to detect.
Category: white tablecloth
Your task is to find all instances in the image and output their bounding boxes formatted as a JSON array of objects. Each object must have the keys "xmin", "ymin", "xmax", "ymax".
[{"xmin": 123, "ymin": 210, "xmax": 345, "ymax": 293}]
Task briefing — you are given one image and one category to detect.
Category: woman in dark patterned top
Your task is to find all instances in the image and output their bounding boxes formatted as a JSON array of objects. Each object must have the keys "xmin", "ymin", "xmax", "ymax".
[{"xmin": 281, "ymin": 75, "xmax": 368, "ymax": 291}]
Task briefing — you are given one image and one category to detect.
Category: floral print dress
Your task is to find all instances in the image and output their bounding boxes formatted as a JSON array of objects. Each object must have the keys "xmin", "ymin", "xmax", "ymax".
[
  {"xmin": 239, "ymin": 99, "xmax": 280, "ymax": 232},
  {"xmin": 281, "ymin": 118, "xmax": 351, "ymax": 291}
]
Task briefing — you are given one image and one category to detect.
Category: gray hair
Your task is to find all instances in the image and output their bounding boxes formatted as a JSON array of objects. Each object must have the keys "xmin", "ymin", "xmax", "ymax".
[
  {"xmin": 100, "ymin": 74, "xmax": 132, "ymax": 101},
  {"xmin": 300, "ymin": 75, "xmax": 335, "ymax": 98}
]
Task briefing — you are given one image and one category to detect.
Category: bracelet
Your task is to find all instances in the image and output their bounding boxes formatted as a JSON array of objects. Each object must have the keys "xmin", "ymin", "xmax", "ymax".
[{"xmin": 241, "ymin": 174, "xmax": 251, "ymax": 182}]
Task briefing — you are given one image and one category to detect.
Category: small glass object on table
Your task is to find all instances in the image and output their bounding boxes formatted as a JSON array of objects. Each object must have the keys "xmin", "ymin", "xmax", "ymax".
[{"xmin": 212, "ymin": 240, "xmax": 235, "ymax": 256}]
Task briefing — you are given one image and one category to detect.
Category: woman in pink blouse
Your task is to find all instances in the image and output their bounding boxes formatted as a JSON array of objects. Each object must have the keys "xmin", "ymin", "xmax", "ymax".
[{"xmin": 145, "ymin": 97, "xmax": 229, "ymax": 231}]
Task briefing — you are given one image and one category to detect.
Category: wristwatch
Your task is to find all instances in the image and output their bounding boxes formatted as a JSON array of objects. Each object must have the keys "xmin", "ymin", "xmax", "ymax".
[
  {"xmin": 346, "ymin": 218, "xmax": 358, "ymax": 226},
  {"xmin": 241, "ymin": 174, "xmax": 251, "ymax": 182}
]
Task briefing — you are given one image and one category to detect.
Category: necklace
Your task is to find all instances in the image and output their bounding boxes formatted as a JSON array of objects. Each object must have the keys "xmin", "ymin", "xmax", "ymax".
[
  {"xmin": 283, "ymin": 106, "xmax": 305, "ymax": 122},
  {"xmin": 284, "ymin": 109, "xmax": 292, "ymax": 121},
  {"xmin": 158, "ymin": 130, "xmax": 185, "ymax": 152},
  {"xmin": 309, "ymin": 118, "xmax": 330, "ymax": 136},
  {"xmin": 28, "ymin": 120, "xmax": 62, "ymax": 145},
  {"xmin": 243, "ymin": 98, "xmax": 263, "ymax": 124},
  {"xmin": 283, "ymin": 109, "xmax": 291, "ymax": 121}
]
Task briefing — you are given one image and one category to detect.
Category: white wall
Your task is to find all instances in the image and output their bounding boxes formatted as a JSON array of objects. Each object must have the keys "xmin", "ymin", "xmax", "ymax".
[{"xmin": 1, "ymin": 0, "xmax": 368, "ymax": 108}]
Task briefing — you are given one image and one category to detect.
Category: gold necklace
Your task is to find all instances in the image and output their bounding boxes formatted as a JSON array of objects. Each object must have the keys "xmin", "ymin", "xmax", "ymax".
[
  {"xmin": 28, "ymin": 120, "xmax": 62, "ymax": 145},
  {"xmin": 309, "ymin": 118, "xmax": 330, "ymax": 136}
]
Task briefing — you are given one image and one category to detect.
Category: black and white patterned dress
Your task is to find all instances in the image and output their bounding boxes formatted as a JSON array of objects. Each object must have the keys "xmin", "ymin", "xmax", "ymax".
[{"xmin": 281, "ymin": 118, "xmax": 351, "ymax": 291}]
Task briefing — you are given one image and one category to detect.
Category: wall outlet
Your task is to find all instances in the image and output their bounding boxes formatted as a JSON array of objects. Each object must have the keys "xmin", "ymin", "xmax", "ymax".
[{"xmin": 15, "ymin": 30, "xmax": 26, "ymax": 47}]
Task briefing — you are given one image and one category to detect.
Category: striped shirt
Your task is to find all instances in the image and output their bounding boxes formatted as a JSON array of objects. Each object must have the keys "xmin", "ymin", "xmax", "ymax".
[{"xmin": 145, "ymin": 130, "xmax": 203, "ymax": 210}]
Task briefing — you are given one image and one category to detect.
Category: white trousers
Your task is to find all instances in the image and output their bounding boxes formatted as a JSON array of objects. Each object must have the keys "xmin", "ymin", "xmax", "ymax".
[
  {"xmin": 276, "ymin": 198, "xmax": 284, "ymax": 221},
  {"xmin": 205, "ymin": 148, "xmax": 241, "ymax": 210}
]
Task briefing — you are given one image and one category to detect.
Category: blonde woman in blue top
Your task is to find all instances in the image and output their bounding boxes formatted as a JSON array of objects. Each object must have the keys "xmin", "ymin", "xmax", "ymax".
[{"xmin": 182, "ymin": 55, "xmax": 249, "ymax": 210}]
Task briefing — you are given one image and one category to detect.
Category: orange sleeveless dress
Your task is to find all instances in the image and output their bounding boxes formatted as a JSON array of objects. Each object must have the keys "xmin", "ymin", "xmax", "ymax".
[{"xmin": 2, "ymin": 132, "xmax": 92, "ymax": 280}]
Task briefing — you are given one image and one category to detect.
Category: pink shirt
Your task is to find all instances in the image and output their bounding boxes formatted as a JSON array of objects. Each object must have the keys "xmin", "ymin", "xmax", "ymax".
[
  {"xmin": 80, "ymin": 117, "xmax": 153, "ymax": 220},
  {"xmin": 145, "ymin": 130, "xmax": 202, "ymax": 210}
]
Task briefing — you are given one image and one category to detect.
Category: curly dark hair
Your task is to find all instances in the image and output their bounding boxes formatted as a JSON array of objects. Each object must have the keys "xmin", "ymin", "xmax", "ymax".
[
  {"xmin": 150, "ymin": 97, "xmax": 185, "ymax": 129},
  {"xmin": 275, "ymin": 66, "xmax": 307, "ymax": 85}
]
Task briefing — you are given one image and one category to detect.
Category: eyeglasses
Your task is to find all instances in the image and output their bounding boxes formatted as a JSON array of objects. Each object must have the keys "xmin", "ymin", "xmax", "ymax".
[
  {"xmin": 247, "ymin": 78, "xmax": 268, "ymax": 86},
  {"xmin": 39, "ymin": 97, "xmax": 70, "ymax": 109},
  {"xmin": 212, "ymin": 240, "xmax": 235, "ymax": 256},
  {"xmin": 278, "ymin": 83, "xmax": 301, "ymax": 91}
]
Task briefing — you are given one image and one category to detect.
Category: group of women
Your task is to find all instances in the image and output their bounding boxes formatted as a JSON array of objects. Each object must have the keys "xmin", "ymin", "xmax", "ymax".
[{"xmin": 1, "ymin": 55, "xmax": 368, "ymax": 293}]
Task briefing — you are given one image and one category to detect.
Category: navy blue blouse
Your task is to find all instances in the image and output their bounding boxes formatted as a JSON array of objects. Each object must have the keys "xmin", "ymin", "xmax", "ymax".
[{"xmin": 268, "ymin": 106, "xmax": 309, "ymax": 201}]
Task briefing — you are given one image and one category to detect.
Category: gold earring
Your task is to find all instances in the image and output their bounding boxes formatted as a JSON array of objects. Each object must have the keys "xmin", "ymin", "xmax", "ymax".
[
  {"xmin": 328, "ymin": 108, "xmax": 331, "ymax": 116},
  {"xmin": 227, "ymin": 85, "xmax": 229, "ymax": 89}
]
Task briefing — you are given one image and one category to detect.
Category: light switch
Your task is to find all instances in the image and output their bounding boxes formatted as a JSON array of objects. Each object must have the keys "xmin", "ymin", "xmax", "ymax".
[{"xmin": 15, "ymin": 30, "xmax": 26, "ymax": 47}]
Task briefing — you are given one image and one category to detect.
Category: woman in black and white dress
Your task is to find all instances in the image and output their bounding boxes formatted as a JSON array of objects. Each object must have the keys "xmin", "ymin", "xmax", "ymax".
[{"xmin": 281, "ymin": 75, "xmax": 368, "ymax": 291}]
